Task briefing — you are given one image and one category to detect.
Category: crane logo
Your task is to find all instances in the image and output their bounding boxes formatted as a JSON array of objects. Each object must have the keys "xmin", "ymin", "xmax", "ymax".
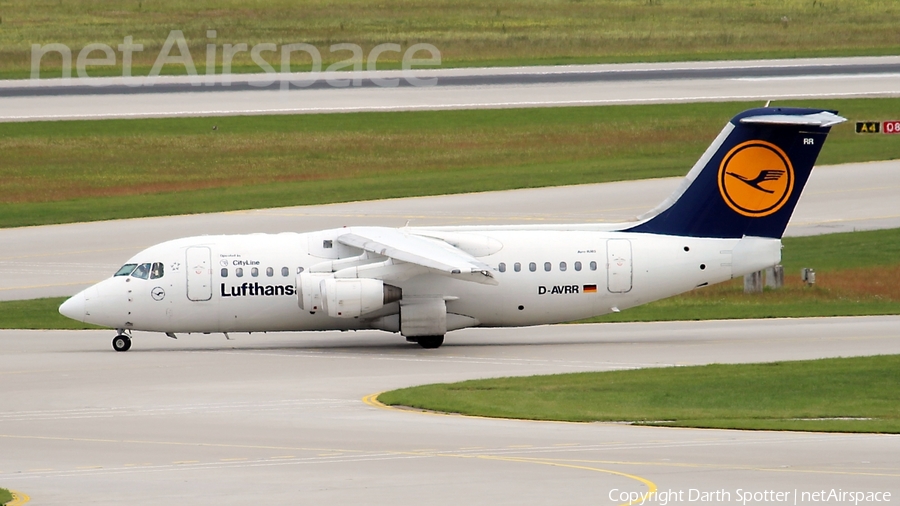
[{"xmin": 718, "ymin": 140, "xmax": 794, "ymax": 217}]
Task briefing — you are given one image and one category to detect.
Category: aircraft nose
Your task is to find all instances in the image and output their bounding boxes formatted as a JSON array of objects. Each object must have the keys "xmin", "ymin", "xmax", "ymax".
[{"xmin": 59, "ymin": 291, "xmax": 87, "ymax": 322}]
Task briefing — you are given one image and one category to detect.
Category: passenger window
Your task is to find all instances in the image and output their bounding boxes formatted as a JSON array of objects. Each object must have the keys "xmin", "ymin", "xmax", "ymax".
[
  {"xmin": 281, "ymin": 267, "xmax": 289, "ymax": 277},
  {"xmin": 498, "ymin": 262, "xmax": 506, "ymax": 273},
  {"xmin": 251, "ymin": 267, "xmax": 259, "ymax": 277},
  {"xmin": 514, "ymin": 262, "xmax": 521, "ymax": 272},
  {"xmin": 575, "ymin": 261, "xmax": 582, "ymax": 271},
  {"xmin": 115, "ymin": 264, "xmax": 137, "ymax": 276},
  {"xmin": 221, "ymin": 268, "xmax": 228, "ymax": 278},
  {"xmin": 150, "ymin": 262, "xmax": 164, "ymax": 279},
  {"xmin": 544, "ymin": 262, "xmax": 551, "ymax": 272},
  {"xmin": 560, "ymin": 261, "xmax": 567, "ymax": 272},
  {"xmin": 235, "ymin": 267, "xmax": 243, "ymax": 277},
  {"xmin": 590, "ymin": 261, "xmax": 598, "ymax": 271},
  {"xmin": 297, "ymin": 267, "xmax": 304, "ymax": 274},
  {"xmin": 266, "ymin": 267, "xmax": 274, "ymax": 277},
  {"xmin": 529, "ymin": 262, "xmax": 537, "ymax": 272},
  {"xmin": 131, "ymin": 263, "xmax": 151, "ymax": 280}
]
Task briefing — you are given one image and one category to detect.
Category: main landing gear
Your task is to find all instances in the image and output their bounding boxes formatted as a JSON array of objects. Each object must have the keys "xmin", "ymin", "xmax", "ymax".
[
  {"xmin": 407, "ymin": 335, "xmax": 444, "ymax": 349},
  {"xmin": 112, "ymin": 329, "xmax": 132, "ymax": 352}
]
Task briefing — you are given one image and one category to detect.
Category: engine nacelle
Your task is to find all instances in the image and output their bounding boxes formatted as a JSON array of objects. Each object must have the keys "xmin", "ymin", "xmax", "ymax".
[
  {"xmin": 321, "ymin": 278, "xmax": 384, "ymax": 318},
  {"xmin": 298, "ymin": 273, "xmax": 401, "ymax": 318},
  {"xmin": 297, "ymin": 273, "xmax": 330, "ymax": 311}
]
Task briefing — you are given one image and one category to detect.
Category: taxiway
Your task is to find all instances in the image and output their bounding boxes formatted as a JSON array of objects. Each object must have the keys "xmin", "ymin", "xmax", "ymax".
[
  {"xmin": 2, "ymin": 56, "xmax": 899, "ymax": 121},
  {"xmin": 1, "ymin": 317, "xmax": 899, "ymax": 505}
]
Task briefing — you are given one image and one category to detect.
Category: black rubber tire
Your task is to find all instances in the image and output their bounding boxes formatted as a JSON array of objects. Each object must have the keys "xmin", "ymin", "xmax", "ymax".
[
  {"xmin": 416, "ymin": 335, "xmax": 444, "ymax": 349},
  {"xmin": 112, "ymin": 335, "xmax": 132, "ymax": 352}
]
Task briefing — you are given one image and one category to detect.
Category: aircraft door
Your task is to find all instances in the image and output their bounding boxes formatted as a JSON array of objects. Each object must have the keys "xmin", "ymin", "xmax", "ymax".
[
  {"xmin": 186, "ymin": 246, "xmax": 212, "ymax": 301},
  {"xmin": 606, "ymin": 239, "xmax": 633, "ymax": 293}
]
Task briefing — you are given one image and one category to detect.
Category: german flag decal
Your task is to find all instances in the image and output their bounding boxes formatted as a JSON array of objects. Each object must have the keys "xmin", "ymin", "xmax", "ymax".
[{"xmin": 583, "ymin": 284, "xmax": 598, "ymax": 293}]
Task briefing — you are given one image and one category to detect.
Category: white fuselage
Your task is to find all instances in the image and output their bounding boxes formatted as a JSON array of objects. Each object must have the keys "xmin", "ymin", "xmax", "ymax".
[{"xmin": 77, "ymin": 226, "xmax": 781, "ymax": 335}]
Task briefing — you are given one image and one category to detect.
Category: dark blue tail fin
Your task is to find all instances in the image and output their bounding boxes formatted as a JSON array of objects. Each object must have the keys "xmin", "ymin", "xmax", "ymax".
[{"xmin": 626, "ymin": 107, "xmax": 845, "ymax": 239}]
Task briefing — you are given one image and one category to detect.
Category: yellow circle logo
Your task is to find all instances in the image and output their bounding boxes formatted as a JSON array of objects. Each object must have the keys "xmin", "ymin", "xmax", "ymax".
[{"xmin": 718, "ymin": 140, "xmax": 794, "ymax": 217}]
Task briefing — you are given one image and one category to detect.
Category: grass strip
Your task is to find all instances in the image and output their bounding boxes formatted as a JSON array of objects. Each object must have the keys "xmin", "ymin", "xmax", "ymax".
[
  {"xmin": 584, "ymin": 286, "xmax": 900, "ymax": 323},
  {"xmin": 6, "ymin": 0, "xmax": 900, "ymax": 79},
  {"xmin": 0, "ymin": 488, "xmax": 12, "ymax": 505},
  {"xmin": 378, "ymin": 355, "xmax": 900, "ymax": 433},
  {"xmin": 0, "ymin": 298, "xmax": 103, "ymax": 330},
  {"xmin": 4, "ymin": 228, "xmax": 900, "ymax": 329},
  {"xmin": 2, "ymin": 98, "xmax": 899, "ymax": 228}
]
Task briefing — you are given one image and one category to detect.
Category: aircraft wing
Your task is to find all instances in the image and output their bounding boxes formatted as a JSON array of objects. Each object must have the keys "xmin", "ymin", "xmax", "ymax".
[{"xmin": 336, "ymin": 227, "xmax": 498, "ymax": 285}]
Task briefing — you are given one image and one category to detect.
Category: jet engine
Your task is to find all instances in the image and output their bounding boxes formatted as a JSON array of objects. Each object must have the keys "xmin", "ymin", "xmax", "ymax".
[{"xmin": 298, "ymin": 273, "xmax": 401, "ymax": 318}]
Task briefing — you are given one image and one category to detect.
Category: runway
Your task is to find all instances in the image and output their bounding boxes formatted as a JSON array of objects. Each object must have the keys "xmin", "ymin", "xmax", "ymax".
[
  {"xmin": 1, "ymin": 317, "xmax": 899, "ymax": 505},
  {"xmin": 2, "ymin": 160, "xmax": 898, "ymax": 301},
  {"xmin": 2, "ymin": 56, "xmax": 899, "ymax": 121}
]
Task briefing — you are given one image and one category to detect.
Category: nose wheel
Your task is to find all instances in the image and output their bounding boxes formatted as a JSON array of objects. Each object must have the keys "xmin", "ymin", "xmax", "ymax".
[{"xmin": 112, "ymin": 334, "xmax": 132, "ymax": 352}]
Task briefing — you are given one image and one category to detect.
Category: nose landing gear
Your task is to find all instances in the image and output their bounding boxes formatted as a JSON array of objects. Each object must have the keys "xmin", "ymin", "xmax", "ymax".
[{"xmin": 112, "ymin": 330, "xmax": 132, "ymax": 352}]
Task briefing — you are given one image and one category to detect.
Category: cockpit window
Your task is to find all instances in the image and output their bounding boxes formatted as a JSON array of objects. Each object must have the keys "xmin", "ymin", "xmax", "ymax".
[
  {"xmin": 114, "ymin": 264, "xmax": 137, "ymax": 277},
  {"xmin": 131, "ymin": 263, "xmax": 151, "ymax": 280},
  {"xmin": 150, "ymin": 262, "xmax": 164, "ymax": 279}
]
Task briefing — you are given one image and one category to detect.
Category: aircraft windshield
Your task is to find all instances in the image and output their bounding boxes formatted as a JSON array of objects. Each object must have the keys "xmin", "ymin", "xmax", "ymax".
[
  {"xmin": 114, "ymin": 264, "xmax": 137, "ymax": 276},
  {"xmin": 150, "ymin": 262, "xmax": 164, "ymax": 279},
  {"xmin": 131, "ymin": 263, "xmax": 151, "ymax": 280}
]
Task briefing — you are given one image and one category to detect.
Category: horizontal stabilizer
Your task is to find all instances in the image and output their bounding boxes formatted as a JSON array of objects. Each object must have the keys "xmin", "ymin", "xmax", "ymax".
[{"xmin": 740, "ymin": 111, "xmax": 846, "ymax": 127}]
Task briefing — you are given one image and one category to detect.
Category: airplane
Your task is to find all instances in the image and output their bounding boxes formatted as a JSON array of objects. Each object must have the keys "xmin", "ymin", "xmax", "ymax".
[{"xmin": 59, "ymin": 107, "xmax": 846, "ymax": 351}]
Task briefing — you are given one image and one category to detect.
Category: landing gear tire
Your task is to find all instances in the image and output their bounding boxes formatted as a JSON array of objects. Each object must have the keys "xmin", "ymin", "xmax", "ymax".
[
  {"xmin": 112, "ymin": 335, "xmax": 132, "ymax": 352},
  {"xmin": 416, "ymin": 335, "xmax": 444, "ymax": 349}
]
